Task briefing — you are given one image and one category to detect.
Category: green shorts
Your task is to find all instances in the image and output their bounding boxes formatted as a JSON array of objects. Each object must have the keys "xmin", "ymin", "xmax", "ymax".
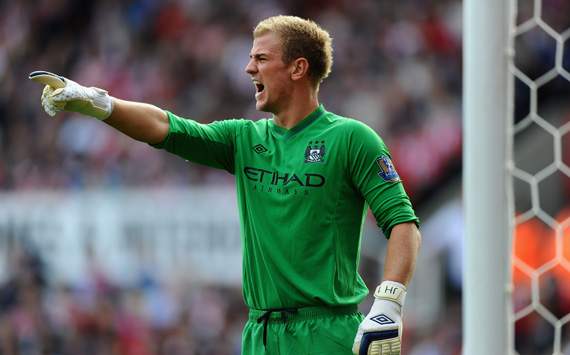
[{"xmin": 242, "ymin": 305, "xmax": 363, "ymax": 355}]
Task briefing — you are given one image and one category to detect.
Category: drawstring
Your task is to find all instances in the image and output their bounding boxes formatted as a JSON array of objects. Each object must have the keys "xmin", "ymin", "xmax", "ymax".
[{"xmin": 256, "ymin": 308, "xmax": 298, "ymax": 347}]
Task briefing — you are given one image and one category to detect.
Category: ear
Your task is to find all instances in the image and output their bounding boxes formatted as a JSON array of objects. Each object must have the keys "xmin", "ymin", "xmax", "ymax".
[{"xmin": 290, "ymin": 58, "xmax": 309, "ymax": 81}]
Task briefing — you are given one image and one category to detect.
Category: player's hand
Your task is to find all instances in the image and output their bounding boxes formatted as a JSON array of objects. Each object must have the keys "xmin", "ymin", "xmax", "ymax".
[
  {"xmin": 29, "ymin": 70, "xmax": 114, "ymax": 120},
  {"xmin": 353, "ymin": 281, "xmax": 406, "ymax": 355}
]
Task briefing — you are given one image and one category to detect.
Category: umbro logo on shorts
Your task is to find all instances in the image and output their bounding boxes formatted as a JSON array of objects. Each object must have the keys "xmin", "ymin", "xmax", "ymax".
[{"xmin": 370, "ymin": 314, "xmax": 395, "ymax": 325}]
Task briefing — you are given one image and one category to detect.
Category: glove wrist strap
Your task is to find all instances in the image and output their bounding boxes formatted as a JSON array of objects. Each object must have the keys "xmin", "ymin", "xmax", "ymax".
[
  {"xmin": 89, "ymin": 88, "xmax": 114, "ymax": 120},
  {"xmin": 374, "ymin": 280, "xmax": 407, "ymax": 307}
]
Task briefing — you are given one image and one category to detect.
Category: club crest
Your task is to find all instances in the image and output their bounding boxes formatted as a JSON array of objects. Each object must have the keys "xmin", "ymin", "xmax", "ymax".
[
  {"xmin": 376, "ymin": 155, "xmax": 400, "ymax": 182},
  {"xmin": 304, "ymin": 141, "xmax": 326, "ymax": 163}
]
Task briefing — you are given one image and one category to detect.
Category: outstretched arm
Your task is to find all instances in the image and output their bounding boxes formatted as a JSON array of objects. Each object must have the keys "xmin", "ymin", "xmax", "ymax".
[
  {"xmin": 30, "ymin": 70, "xmax": 239, "ymax": 173},
  {"xmin": 105, "ymin": 99, "xmax": 169, "ymax": 144}
]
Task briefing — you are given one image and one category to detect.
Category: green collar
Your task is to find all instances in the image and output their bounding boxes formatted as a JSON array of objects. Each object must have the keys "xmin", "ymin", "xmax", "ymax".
[{"xmin": 269, "ymin": 105, "xmax": 326, "ymax": 139}]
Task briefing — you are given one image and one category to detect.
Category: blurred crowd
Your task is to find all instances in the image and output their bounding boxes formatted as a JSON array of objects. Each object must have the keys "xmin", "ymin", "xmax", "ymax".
[
  {"xmin": 0, "ymin": 242, "xmax": 246, "ymax": 355},
  {"xmin": 0, "ymin": 0, "xmax": 463, "ymax": 202}
]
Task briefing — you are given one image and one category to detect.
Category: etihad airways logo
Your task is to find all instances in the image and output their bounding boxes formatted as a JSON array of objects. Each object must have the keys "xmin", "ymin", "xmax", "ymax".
[{"xmin": 243, "ymin": 166, "xmax": 325, "ymax": 187}]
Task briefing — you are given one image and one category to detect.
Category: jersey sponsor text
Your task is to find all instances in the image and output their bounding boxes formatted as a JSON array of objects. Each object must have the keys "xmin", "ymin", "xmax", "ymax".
[{"xmin": 243, "ymin": 166, "xmax": 325, "ymax": 187}]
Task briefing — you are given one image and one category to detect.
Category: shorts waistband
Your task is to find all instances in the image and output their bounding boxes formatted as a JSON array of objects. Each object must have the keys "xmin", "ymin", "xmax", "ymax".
[
  {"xmin": 250, "ymin": 305, "xmax": 359, "ymax": 347},
  {"xmin": 248, "ymin": 304, "xmax": 358, "ymax": 322}
]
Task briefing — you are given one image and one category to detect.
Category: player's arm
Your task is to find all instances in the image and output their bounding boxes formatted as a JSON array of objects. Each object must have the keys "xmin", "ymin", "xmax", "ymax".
[
  {"xmin": 105, "ymin": 99, "xmax": 169, "ymax": 144},
  {"xmin": 30, "ymin": 70, "xmax": 238, "ymax": 173},
  {"xmin": 383, "ymin": 222, "xmax": 421, "ymax": 285},
  {"xmin": 347, "ymin": 120, "xmax": 421, "ymax": 355},
  {"xmin": 353, "ymin": 223, "xmax": 420, "ymax": 355}
]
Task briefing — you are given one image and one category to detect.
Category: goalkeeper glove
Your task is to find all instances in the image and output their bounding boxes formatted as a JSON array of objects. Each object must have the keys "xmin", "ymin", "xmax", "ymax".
[
  {"xmin": 353, "ymin": 280, "xmax": 406, "ymax": 355},
  {"xmin": 29, "ymin": 70, "xmax": 114, "ymax": 120}
]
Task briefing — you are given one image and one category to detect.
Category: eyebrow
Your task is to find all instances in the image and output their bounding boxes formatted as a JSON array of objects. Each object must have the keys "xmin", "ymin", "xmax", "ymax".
[{"xmin": 249, "ymin": 53, "xmax": 269, "ymax": 59}]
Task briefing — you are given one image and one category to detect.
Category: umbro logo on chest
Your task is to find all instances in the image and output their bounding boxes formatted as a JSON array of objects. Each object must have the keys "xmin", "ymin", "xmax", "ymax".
[
  {"xmin": 251, "ymin": 140, "xmax": 328, "ymax": 163},
  {"xmin": 252, "ymin": 144, "xmax": 268, "ymax": 154}
]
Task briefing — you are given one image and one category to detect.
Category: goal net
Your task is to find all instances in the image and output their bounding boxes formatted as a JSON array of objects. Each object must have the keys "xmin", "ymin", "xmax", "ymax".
[{"xmin": 510, "ymin": 0, "xmax": 570, "ymax": 354}]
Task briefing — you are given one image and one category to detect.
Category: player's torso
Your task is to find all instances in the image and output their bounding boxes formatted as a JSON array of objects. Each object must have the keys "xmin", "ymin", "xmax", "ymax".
[{"xmin": 234, "ymin": 108, "xmax": 369, "ymax": 308}]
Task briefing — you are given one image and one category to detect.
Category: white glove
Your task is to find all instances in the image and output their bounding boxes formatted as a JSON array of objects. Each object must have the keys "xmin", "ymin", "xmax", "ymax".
[
  {"xmin": 29, "ymin": 71, "xmax": 114, "ymax": 120},
  {"xmin": 353, "ymin": 280, "xmax": 406, "ymax": 355}
]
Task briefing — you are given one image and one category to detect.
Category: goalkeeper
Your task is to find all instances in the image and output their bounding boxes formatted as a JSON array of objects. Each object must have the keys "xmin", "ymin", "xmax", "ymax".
[{"xmin": 31, "ymin": 16, "xmax": 421, "ymax": 355}]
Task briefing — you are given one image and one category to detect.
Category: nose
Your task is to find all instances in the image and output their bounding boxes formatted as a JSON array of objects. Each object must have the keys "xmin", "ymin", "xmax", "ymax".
[{"xmin": 245, "ymin": 58, "xmax": 256, "ymax": 75}]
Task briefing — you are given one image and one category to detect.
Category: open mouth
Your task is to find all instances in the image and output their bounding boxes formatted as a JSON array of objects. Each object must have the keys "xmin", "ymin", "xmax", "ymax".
[{"xmin": 253, "ymin": 81, "xmax": 265, "ymax": 95}]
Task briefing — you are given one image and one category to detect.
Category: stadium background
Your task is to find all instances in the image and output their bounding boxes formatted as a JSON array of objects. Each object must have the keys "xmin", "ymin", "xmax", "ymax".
[{"xmin": 0, "ymin": 0, "xmax": 568, "ymax": 354}]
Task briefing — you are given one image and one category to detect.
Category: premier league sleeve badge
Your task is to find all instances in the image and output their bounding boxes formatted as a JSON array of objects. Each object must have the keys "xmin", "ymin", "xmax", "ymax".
[{"xmin": 376, "ymin": 155, "xmax": 400, "ymax": 182}]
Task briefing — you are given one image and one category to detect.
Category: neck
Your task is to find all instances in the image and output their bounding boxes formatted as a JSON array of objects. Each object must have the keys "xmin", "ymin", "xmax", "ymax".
[{"xmin": 272, "ymin": 87, "xmax": 319, "ymax": 129}]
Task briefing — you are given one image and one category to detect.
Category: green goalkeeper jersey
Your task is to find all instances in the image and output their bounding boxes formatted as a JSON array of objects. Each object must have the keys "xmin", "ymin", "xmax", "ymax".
[{"xmin": 153, "ymin": 105, "xmax": 418, "ymax": 310}]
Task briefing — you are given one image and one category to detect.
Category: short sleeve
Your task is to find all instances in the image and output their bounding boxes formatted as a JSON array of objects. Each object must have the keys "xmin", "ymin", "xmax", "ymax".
[
  {"xmin": 346, "ymin": 120, "xmax": 419, "ymax": 237},
  {"xmin": 151, "ymin": 111, "xmax": 241, "ymax": 174}
]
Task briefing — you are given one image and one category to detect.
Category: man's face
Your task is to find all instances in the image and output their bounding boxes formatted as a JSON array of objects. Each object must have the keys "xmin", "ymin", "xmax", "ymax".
[{"xmin": 245, "ymin": 32, "xmax": 293, "ymax": 113}]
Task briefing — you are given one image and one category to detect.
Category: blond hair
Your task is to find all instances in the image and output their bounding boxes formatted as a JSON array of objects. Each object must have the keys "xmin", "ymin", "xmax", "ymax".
[{"xmin": 254, "ymin": 15, "xmax": 333, "ymax": 87}]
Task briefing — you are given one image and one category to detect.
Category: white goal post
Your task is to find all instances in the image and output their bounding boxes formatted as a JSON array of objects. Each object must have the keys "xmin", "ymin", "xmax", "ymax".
[{"xmin": 463, "ymin": 0, "xmax": 515, "ymax": 354}]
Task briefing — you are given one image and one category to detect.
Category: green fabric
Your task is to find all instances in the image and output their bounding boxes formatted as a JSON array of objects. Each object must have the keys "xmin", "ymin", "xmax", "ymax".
[
  {"xmin": 153, "ymin": 105, "xmax": 419, "ymax": 309},
  {"xmin": 248, "ymin": 305, "xmax": 358, "ymax": 322},
  {"xmin": 243, "ymin": 307, "xmax": 363, "ymax": 354}
]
